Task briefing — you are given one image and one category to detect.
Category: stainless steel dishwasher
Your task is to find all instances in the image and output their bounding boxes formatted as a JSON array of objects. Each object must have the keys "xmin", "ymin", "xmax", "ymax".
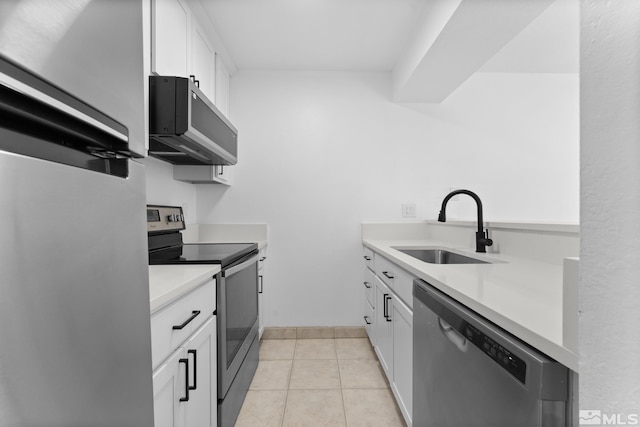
[{"xmin": 413, "ymin": 279, "xmax": 571, "ymax": 427}]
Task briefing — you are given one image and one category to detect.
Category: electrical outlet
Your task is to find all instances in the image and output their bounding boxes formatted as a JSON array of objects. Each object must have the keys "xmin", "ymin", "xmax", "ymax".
[{"xmin": 402, "ymin": 203, "xmax": 416, "ymax": 218}]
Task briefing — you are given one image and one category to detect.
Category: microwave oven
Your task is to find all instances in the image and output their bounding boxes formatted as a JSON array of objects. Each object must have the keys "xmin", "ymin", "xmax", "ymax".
[{"xmin": 148, "ymin": 76, "xmax": 238, "ymax": 165}]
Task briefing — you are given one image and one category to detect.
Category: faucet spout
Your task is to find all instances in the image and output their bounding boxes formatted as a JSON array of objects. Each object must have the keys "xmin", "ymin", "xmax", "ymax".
[{"xmin": 438, "ymin": 189, "xmax": 493, "ymax": 253}]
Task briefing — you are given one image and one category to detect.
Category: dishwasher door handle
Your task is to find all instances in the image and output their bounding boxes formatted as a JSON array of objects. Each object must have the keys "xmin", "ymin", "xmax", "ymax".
[{"xmin": 438, "ymin": 317, "xmax": 468, "ymax": 352}]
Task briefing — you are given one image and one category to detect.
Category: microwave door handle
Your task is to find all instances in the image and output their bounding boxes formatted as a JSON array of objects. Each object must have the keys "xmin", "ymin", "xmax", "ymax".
[{"xmin": 224, "ymin": 254, "xmax": 259, "ymax": 277}]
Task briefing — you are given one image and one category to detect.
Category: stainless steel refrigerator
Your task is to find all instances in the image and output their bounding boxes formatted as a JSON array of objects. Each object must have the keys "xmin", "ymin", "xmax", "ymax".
[{"xmin": 0, "ymin": 1, "xmax": 154, "ymax": 425}]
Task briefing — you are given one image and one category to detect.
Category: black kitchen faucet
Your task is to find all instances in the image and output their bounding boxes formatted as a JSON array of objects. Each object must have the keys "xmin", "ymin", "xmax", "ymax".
[{"xmin": 438, "ymin": 189, "xmax": 493, "ymax": 253}]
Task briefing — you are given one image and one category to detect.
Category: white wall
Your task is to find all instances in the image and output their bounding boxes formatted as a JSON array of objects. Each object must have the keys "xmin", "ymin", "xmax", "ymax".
[
  {"xmin": 195, "ymin": 69, "xmax": 578, "ymax": 327},
  {"xmin": 580, "ymin": 0, "xmax": 640, "ymax": 419},
  {"xmin": 142, "ymin": 157, "xmax": 198, "ymax": 224}
]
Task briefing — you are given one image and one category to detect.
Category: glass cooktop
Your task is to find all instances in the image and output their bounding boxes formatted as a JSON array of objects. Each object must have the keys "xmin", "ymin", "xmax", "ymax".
[{"xmin": 149, "ymin": 242, "xmax": 258, "ymax": 267}]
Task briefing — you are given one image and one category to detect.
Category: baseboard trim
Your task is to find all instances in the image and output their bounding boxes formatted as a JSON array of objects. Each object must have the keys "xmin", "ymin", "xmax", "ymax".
[{"xmin": 261, "ymin": 326, "xmax": 367, "ymax": 339}]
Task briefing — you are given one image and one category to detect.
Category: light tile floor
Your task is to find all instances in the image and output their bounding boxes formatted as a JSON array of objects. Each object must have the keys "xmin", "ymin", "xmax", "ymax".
[{"xmin": 235, "ymin": 338, "xmax": 406, "ymax": 427}]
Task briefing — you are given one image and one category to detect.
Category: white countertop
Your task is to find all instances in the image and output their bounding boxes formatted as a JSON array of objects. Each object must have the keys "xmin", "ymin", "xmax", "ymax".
[
  {"xmin": 148, "ymin": 264, "xmax": 221, "ymax": 314},
  {"xmin": 149, "ymin": 223, "xmax": 267, "ymax": 314},
  {"xmin": 363, "ymin": 238, "xmax": 578, "ymax": 372}
]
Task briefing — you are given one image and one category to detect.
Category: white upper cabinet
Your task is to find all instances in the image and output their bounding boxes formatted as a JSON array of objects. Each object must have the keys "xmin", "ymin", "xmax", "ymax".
[
  {"xmin": 152, "ymin": 0, "xmax": 190, "ymax": 77},
  {"xmin": 151, "ymin": 0, "xmax": 225, "ymax": 110},
  {"xmin": 192, "ymin": 20, "xmax": 216, "ymax": 102},
  {"xmin": 215, "ymin": 55, "xmax": 230, "ymax": 118}
]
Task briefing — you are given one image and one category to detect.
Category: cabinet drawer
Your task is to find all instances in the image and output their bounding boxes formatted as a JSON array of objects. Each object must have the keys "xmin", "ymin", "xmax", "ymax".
[
  {"xmin": 363, "ymin": 267, "xmax": 375, "ymax": 307},
  {"xmin": 363, "ymin": 246, "xmax": 374, "ymax": 271},
  {"xmin": 151, "ymin": 278, "xmax": 216, "ymax": 369},
  {"xmin": 258, "ymin": 247, "xmax": 267, "ymax": 272},
  {"xmin": 364, "ymin": 297, "xmax": 375, "ymax": 346},
  {"xmin": 374, "ymin": 254, "xmax": 398, "ymax": 289},
  {"xmin": 374, "ymin": 254, "xmax": 413, "ymax": 309},
  {"xmin": 390, "ymin": 266, "xmax": 413, "ymax": 310}
]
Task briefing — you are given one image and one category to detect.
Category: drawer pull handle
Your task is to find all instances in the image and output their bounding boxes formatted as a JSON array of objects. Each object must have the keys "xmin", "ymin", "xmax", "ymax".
[
  {"xmin": 259, "ymin": 275, "xmax": 264, "ymax": 294},
  {"xmin": 383, "ymin": 293, "xmax": 389, "ymax": 319},
  {"xmin": 363, "ymin": 281, "xmax": 371, "ymax": 289},
  {"xmin": 364, "ymin": 315, "xmax": 371, "ymax": 325},
  {"xmin": 384, "ymin": 295, "xmax": 392, "ymax": 322},
  {"xmin": 172, "ymin": 310, "xmax": 201, "ymax": 330},
  {"xmin": 187, "ymin": 349, "xmax": 197, "ymax": 391},
  {"xmin": 179, "ymin": 357, "xmax": 190, "ymax": 402},
  {"xmin": 363, "ymin": 255, "xmax": 371, "ymax": 261},
  {"xmin": 382, "ymin": 271, "xmax": 394, "ymax": 280}
]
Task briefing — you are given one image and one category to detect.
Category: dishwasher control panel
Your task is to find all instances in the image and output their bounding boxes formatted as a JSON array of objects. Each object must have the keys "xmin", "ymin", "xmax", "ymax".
[{"xmin": 463, "ymin": 323, "xmax": 527, "ymax": 384}]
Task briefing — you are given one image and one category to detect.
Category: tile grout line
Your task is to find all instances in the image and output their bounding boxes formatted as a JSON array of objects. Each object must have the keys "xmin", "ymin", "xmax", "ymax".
[
  {"xmin": 279, "ymin": 339, "xmax": 297, "ymax": 427},
  {"xmin": 335, "ymin": 339, "xmax": 350, "ymax": 427}
]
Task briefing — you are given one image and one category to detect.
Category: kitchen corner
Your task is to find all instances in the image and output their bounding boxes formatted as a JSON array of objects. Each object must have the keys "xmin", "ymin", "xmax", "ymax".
[{"xmin": 362, "ymin": 221, "xmax": 580, "ymax": 371}]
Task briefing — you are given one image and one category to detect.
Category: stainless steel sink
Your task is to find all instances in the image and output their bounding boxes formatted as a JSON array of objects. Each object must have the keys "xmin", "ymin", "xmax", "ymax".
[{"xmin": 395, "ymin": 248, "xmax": 488, "ymax": 264}]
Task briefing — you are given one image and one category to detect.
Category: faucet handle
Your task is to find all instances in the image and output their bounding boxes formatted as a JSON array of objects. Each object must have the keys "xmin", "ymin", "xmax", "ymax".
[
  {"xmin": 482, "ymin": 229, "xmax": 493, "ymax": 247},
  {"xmin": 475, "ymin": 229, "xmax": 493, "ymax": 252}
]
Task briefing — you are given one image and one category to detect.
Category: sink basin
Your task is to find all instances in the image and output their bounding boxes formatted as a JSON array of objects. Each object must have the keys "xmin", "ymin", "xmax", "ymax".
[{"xmin": 395, "ymin": 248, "xmax": 488, "ymax": 265}]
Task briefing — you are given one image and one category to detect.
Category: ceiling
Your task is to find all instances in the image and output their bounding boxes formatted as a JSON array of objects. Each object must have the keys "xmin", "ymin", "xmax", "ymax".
[
  {"xmin": 200, "ymin": 0, "xmax": 432, "ymax": 71},
  {"xmin": 199, "ymin": 0, "xmax": 578, "ymax": 101}
]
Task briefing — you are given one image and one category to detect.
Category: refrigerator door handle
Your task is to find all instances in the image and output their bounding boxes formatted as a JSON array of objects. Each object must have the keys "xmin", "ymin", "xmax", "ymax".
[{"xmin": 0, "ymin": 71, "xmax": 127, "ymax": 142}]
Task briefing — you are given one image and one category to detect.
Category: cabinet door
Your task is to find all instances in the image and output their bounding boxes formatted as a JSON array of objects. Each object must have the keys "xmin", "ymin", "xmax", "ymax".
[
  {"xmin": 258, "ymin": 248, "xmax": 267, "ymax": 339},
  {"xmin": 215, "ymin": 56, "xmax": 230, "ymax": 117},
  {"xmin": 191, "ymin": 19, "xmax": 216, "ymax": 102},
  {"xmin": 183, "ymin": 317, "xmax": 217, "ymax": 427},
  {"xmin": 152, "ymin": 0, "xmax": 190, "ymax": 77},
  {"xmin": 375, "ymin": 276, "xmax": 393, "ymax": 379},
  {"xmin": 153, "ymin": 348, "xmax": 187, "ymax": 427},
  {"xmin": 392, "ymin": 297, "xmax": 413, "ymax": 426}
]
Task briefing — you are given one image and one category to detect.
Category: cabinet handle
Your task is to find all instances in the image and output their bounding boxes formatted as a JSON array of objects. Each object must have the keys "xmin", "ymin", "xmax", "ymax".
[
  {"xmin": 364, "ymin": 315, "xmax": 371, "ymax": 325},
  {"xmin": 187, "ymin": 349, "xmax": 197, "ymax": 391},
  {"xmin": 179, "ymin": 358, "xmax": 190, "ymax": 402},
  {"xmin": 259, "ymin": 256, "xmax": 267, "ymax": 262},
  {"xmin": 259, "ymin": 275, "xmax": 264, "ymax": 294},
  {"xmin": 385, "ymin": 295, "xmax": 392, "ymax": 322},
  {"xmin": 172, "ymin": 310, "xmax": 201, "ymax": 330},
  {"xmin": 363, "ymin": 281, "xmax": 371, "ymax": 289},
  {"xmin": 382, "ymin": 271, "xmax": 394, "ymax": 280},
  {"xmin": 383, "ymin": 293, "xmax": 389, "ymax": 319},
  {"xmin": 363, "ymin": 255, "xmax": 371, "ymax": 261}
]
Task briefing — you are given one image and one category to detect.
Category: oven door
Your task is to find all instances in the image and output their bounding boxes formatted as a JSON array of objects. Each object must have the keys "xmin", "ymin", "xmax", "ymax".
[{"xmin": 217, "ymin": 253, "xmax": 259, "ymax": 398}]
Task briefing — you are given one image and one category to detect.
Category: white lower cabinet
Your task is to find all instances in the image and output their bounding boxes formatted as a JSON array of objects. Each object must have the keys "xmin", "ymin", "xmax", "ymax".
[
  {"xmin": 258, "ymin": 247, "xmax": 268, "ymax": 339},
  {"xmin": 183, "ymin": 318, "xmax": 217, "ymax": 427},
  {"xmin": 374, "ymin": 276, "xmax": 394, "ymax": 375},
  {"xmin": 391, "ymin": 295, "xmax": 413, "ymax": 425},
  {"xmin": 153, "ymin": 349, "xmax": 185, "ymax": 427},
  {"xmin": 362, "ymin": 247, "xmax": 413, "ymax": 426},
  {"xmin": 152, "ymin": 279, "xmax": 217, "ymax": 427},
  {"xmin": 363, "ymin": 267, "xmax": 376, "ymax": 346}
]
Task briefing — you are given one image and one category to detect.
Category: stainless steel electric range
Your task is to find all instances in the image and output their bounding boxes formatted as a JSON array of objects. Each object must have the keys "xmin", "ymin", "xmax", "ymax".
[{"xmin": 147, "ymin": 205, "xmax": 259, "ymax": 427}]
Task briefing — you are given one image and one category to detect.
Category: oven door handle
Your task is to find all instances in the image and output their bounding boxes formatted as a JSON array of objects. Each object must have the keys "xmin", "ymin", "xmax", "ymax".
[{"xmin": 224, "ymin": 254, "xmax": 259, "ymax": 277}]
